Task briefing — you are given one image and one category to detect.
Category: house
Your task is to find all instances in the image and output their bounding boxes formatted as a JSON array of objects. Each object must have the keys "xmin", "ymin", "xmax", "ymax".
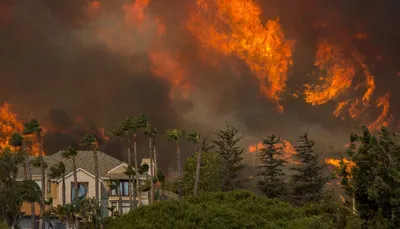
[{"xmin": 18, "ymin": 150, "xmax": 151, "ymax": 229}]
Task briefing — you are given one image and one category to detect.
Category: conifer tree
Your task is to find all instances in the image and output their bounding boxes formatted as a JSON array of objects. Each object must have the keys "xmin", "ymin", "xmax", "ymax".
[
  {"xmin": 213, "ymin": 124, "xmax": 245, "ymax": 191},
  {"xmin": 290, "ymin": 133, "xmax": 327, "ymax": 205},
  {"xmin": 257, "ymin": 134, "xmax": 287, "ymax": 199},
  {"xmin": 341, "ymin": 125, "xmax": 400, "ymax": 227}
]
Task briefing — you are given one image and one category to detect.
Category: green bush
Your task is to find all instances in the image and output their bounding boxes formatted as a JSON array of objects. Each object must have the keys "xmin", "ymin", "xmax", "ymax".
[
  {"xmin": 106, "ymin": 191, "xmax": 359, "ymax": 229},
  {"xmin": 0, "ymin": 220, "xmax": 9, "ymax": 229}
]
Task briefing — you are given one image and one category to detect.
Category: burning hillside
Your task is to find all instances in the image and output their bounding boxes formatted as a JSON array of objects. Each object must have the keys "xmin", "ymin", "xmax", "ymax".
[{"xmin": 0, "ymin": 0, "xmax": 400, "ymax": 168}]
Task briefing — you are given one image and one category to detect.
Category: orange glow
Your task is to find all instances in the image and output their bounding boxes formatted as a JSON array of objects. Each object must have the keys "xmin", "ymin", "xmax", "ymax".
[
  {"xmin": 325, "ymin": 158, "xmax": 355, "ymax": 173},
  {"xmin": 249, "ymin": 139, "xmax": 299, "ymax": 164},
  {"xmin": 368, "ymin": 91, "xmax": 392, "ymax": 131},
  {"xmin": 0, "ymin": 103, "xmax": 41, "ymax": 156},
  {"xmin": 340, "ymin": 195, "xmax": 345, "ymax": 203},
  {"xmin": 304, "ymin": 41, "xmax": 355, "ymax": 105},
  {"xmin": 188, "ymin": 0, "xmax": 295, "ymax": 109},
  {"xmin": 122, "ymin": 0, "xmax": 150, "ymax": 29},
  {"xmin": 99, "ymin": 128, "xmax": 110, "ymax": 141}
]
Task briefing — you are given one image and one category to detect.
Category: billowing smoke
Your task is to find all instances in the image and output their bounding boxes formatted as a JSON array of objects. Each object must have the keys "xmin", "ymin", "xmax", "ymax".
[{"xmin": 0, "ymin": 0, "xmax": 399, "ymax": 173}]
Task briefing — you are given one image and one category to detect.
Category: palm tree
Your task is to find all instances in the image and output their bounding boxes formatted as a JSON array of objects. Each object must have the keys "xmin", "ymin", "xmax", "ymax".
[
  {"xmin": 9, "ymin": 132, "xmax": 36, "ymax": 227},
  {"xmin": 134, "ymin": 114, "xmax": 150, "ymax": 204},
  {"xmin": 186, "ymin": 130, "xmax": 202, "ymax": 196},
  {"xmin": 107, "ymin": 180, "xmax": 123, "ymax": 216},
  {"xmin": 81, "ymin": 133, "xmax": 99, "ymax": 201},
  {"xmin": 166, "ymin": 129, "xmax": 183, "ymax": 199},
  {"xmin": 114, "ymin": 117, "xmax": 140, "ymax": 209},
  {"xmin": 50, "ymin": 205, "xmax": 67, "ymax": 228},
  {"xmin": 48, "ymin": 161, "xmax": 66, "ymax": 206},
  {"xmin": 62, "ymin": 146, "xmax": 78, "ymax": 203},
  {"xmin": 144, "ymin": 124, "xmax": 156, "ymax": 204},
  {"xmin": 123, "ymin": 165, "xmax": 136, "ymax": 211},
  {"xmin": 23, "ymin": 119, "xmax": 45, "ymax": 229}
]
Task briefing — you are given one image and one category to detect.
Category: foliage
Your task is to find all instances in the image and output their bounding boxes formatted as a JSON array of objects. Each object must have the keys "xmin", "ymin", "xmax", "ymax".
[
  {"xmin": 0, "ymin": 149, "xmax": 41, "ymax": 228},
  {"xmin": 182, "ymin": 151, "xmax": 222, "ymax": 196},
  {"xmin": 340, "ymin": 125, "xmax": 400, "ymax": 228},
  {"xmin": 62, "ymin": 146, "xmax": 78, "ymax": 159},
  {"xmin": 166, "ymin": 129, "xmax": 182, "ymax": 142},
  {"xmin": 0, "ymin": 221, "xmax": 8, "ymax": 229},
  {"xmin": 257, "ymin": 134, "xmax": 287, "ymax": 199},
  {"xmin": 213, "ymin": 124, "xmax": 245, "ymax": 191},
  {"xmin": 106, "ymin": 190, "xmax": 359, "ymax": 229},
  {"xmin": 81, "ymin": 133, "xmax": 97, "ymax": 148},
  {"xmin": 9, "ymin": 132, "xmax": 23, "ymax": 147},
  {"xmin": 22, "ymin": 119, "xmax": 42, "ymax": 135},
  {"xmin": 186, "ymin": 130, "xmax": 200, "ymax": 144},
  {"xmin": 114, "ymin": 118, "xmax": 136, "ymax": 138},
  {"xmin": 290, "ymin": 133, "xmax": 328, "ymax": 205}
]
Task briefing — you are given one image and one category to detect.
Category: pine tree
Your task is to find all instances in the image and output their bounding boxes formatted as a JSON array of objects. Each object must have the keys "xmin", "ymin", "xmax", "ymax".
[
  {"xmin": 290, "ymin": 133, "xmax": 327, "ymax": 205},
  {"xmin": 213, "ymin": 125, "xmax": 245, "ymax": 191},
  {"xmin": 257, "ymin": 134, "xmax": 287, "ymax": 199}
]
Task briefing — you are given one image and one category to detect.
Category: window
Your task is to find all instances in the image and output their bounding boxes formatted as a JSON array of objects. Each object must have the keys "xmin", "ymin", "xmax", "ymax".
[
  {"xmin": 122, "ymin": 202, "xmax": 130, "ymax": 214},
  {"xmin": 71, "ymin": 183, "xmax": 88, "ymax": 201},
  {"xmin": 109, "ymin": 181, "xmax": 129, "ymax": 196},
  {"xmin": 47, "ymin": 180, "xmax": 51, "ymax": 193}
]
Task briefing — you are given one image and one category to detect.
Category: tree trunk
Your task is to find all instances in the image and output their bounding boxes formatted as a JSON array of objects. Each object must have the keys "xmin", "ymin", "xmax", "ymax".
[
  {"xmin": 38, "ymin": 133, "xmax": 45, "ymax": 229},
  {"xmin": 133, "ymin": 134, "xmax": 141, "ymax": 207},
  {"xmin": 22, "ymin": 142, "xmax": 35, "ymax": 229},
  {"xmin": 194, "ymin": 145, "xmax": 202, "ymax": 196},
  {"xmin": 153, "ymin": 143, "xmax": 158, "ymax": 180},
  {"xmin": 127, "ymin": 147, "xmax": 133, "ymax": 211},
  {"xmin": 62, "ymin": 176, "xmax": 66, "ymax": 206},
  {"xmin": 149, "ymin": 137, "xmax": 154, "ymax": 204},
  {"xmin": 72, "ymin": 157, "xmax": 78, "ymax": 202},
  {"xmin": 93, "ymin": 148, "xmax": 99, "ymax": 200},
  {"xmin": 118, "ymin": 187, "xmax": 123, "ymax": 216},
  {"xmin": 177, "ymin": 141, "xmax": 182, "ymax": 199},
  {"xmin": 153, "ymin": 143, "xmax": 159, "ymax": 201}
]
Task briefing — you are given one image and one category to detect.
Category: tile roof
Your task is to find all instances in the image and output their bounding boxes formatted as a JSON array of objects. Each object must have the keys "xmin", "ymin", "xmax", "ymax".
[{"xmin": 17, "ymin": 151, "xmax": 124, "ymax": 179}]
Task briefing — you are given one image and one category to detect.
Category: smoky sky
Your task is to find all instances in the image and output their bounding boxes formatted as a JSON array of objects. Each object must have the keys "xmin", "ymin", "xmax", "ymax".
[{"xmin": 0, "ymin": 0, "xmax": 399, "ymax": 171}]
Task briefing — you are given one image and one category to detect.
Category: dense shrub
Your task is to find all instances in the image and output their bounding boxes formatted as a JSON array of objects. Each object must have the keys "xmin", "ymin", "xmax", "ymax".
[
  {"xmin": 0, "ymin": 221, "xmax": 8, "ymax": 229},
  {"xmin": 106, "ymin": 191, "xmax": 360, "ymax": 229}
]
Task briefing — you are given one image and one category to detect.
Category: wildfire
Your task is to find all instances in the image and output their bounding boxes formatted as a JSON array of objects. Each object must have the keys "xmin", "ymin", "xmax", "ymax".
[
  {"xmin": 249, "ymin": 139, "xmax": 299, "ymax": 164},
  {"xmin": 0, "ymin": 103, "xmax": 41, "ymax": 156},
  {"xmin": 94, "ymin": 0, "xmax": 190, "ymax": 99},
  {"xmin": 188, "ymin": 0, "xmax": 295, "ymax": 109},
  {"xmin": 325, "ymin": 158, "xmax": 355, "ymax": 173},
  {"xmin": 368, "ymin": 92, "xmax": 392, "ymax": 131},
  {"xmin": 304, "ymin": 41, "xmax": 355, "ymax": 106}
]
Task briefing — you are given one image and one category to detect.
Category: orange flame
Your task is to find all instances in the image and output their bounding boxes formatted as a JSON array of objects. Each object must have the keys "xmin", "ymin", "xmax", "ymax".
[
  {"xmin": 368, "ymin": 91, "xmax": 392, "ymax": 131},
  {"xmin": 188, "ymin": 0, "xmax": 295, "ymax": 109},
  {"xmin": 0, "ymin": 103, "xmax": 41, "ymax": 156},
  {"xmin": 304, "ymin": 41, "xmax": 355, "ymax": 105},
  {"xmin": 249, "ymin": 139, "xmax": 299, "ymax": 164},
  {"xmin": 325, "ymin": 158, "xmax": 355, "ymax": 173}
]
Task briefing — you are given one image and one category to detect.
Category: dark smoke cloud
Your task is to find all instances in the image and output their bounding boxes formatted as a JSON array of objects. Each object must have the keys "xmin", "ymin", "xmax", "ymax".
[{"xmin": 0, "ymin": 0, "xmax": 399, "ymax": 173}]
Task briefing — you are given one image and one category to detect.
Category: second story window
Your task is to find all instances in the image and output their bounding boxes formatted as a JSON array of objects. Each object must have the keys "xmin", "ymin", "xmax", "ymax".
[{"xmin": 109, "ymin": 180, "xmax": 129, "ymax": 196}]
